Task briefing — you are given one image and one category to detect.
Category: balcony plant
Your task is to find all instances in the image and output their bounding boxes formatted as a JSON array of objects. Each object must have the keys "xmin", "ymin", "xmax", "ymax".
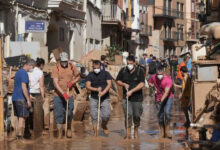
[{"xmin": 106, "ymin": 44, "xmax": 123, "ymax": 63}]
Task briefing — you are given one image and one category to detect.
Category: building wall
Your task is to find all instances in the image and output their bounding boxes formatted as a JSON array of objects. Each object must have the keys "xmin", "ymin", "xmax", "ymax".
[
  {"xmin": 146, "ymin": 0, "xmax": 187, "ymax": 57},
  {"xmin": 47, "ymin": 15, "xmax": 84, "ymax": 61},
  {"xmin": 131, "ymin": 0, "xmax": 140, "ymax": 30},
  {"xmin": 86, "ymin": 2, "xmax": 102, "ymax": 53}
]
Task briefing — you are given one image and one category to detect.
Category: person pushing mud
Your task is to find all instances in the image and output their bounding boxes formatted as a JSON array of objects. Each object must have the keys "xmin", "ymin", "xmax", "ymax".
[
  {"xmin": 116, "ymin": 55, "xmax": 145, "ymax": 140},
  {"xmin": 86, "ymin": 60, "xmax": 112, "ymax": 137},
  {"xmin": 52, "ymin": 52, "xmax": 80, "ymax": 139}
]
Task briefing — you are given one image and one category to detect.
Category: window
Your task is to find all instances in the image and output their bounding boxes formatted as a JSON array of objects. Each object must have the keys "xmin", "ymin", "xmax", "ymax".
[
  {"xmin": 192, "ymin": 2, "xmax": 194, "ymax": 13},
  {"xmin": 95, "ymin": 40, "xmax": 100, "ymax": 49},
  {"xmin": 181, "ymin": 3, "xmax": 184, "ymax": 18},
  {"xmin": 89, "ymin": 39, "xmax": 93, "ymax": 51},
  {"xmin": 177, "ymin": 24, "xmax": 183, "ymax": 40},
  {"xmin": 59, "ymin": 27, "xmax": 64, "ymax": 41},
  {"xmin": 191, "ymin": 21, "xmax": 195, "ymax": 33}
]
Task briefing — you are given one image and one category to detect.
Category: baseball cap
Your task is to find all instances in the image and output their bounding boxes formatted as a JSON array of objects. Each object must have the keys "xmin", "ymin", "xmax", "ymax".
[{"xmin": 60, "ymin": 52, "xmax": 69, "ymax": 61}]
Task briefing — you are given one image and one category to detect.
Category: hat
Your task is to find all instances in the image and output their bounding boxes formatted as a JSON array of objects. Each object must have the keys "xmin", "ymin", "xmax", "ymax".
[{"xmin": 60, "ymin": 52, "xmax": 69, "ymax": 61}]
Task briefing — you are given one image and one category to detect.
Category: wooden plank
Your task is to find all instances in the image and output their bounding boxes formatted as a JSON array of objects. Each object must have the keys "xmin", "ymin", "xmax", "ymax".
[{"xmin": 192, "ymin": 81, "xmax": 216, "ymax": 122}]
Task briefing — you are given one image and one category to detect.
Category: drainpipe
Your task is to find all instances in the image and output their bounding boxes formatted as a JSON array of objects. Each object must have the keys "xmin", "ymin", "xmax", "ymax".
[
  {"xmin": 83, "ymin": 0, "xmax": 87, "ymax": 55},
  {"xmin": 15, "ymin": 3, "xmax": 18, "ymax": 41}
]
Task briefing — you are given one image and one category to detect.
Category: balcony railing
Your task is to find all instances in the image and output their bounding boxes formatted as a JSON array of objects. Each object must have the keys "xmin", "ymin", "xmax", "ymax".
[
  {"xmin": 178, "ymin": 32, "xmax": 184, "ymax": 41},
  {"xmin": 161, "ymin": 30, "xmax": 178, "ymax": 42},
  {"xmin": 186, "ymin": 33, "xmax": 199, "ymax": 42},
  {"xmin": 154, "ymin": 7, "xmax": 178, "ymax": 19},
  {"xmin": 177, "ymin": 11, "xmax": 184, "ymax": 19},
  {"xmin": 140, "ymin": 25, "xmax": 152, "ymax": 36},
  {"xmin": 102, "ymin": 3, "xmax": 121, "ymax": 22},
  {"xmin": 48, "ymin": 0, "xmax": 83, "ymax": 9}
]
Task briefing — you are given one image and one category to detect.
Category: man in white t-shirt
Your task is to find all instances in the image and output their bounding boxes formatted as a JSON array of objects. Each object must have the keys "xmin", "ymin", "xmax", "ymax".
[{"xmin": 24, "ymin": 58, "xmax": 45, "ymax": 139}]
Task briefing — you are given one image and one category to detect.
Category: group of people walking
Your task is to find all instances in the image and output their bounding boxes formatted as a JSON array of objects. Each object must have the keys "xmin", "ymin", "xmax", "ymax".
[{"xmin": 12, "ymin": 51, "xmax": 192, "ymax": 142}]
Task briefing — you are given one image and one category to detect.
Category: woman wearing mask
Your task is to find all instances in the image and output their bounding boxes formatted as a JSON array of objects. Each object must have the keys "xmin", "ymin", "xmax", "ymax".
[{"xmin": 24, "ymin": 58, "xmax": 45, "ymax": 138}]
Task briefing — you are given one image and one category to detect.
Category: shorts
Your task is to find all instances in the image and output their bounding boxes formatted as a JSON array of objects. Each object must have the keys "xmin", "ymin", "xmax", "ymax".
[{"xmin": 13, "ymin": 99, "xmax": 29, "ymax": 118}]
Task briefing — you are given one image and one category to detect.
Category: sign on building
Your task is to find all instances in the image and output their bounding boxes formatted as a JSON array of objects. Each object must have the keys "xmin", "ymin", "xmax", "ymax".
[{"xmin": 25, "ymin": 21, "xmax": 45, "ymax": 32}]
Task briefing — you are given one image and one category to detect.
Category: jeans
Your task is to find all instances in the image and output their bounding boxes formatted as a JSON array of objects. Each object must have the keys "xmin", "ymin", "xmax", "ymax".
[
  {"xmin": 123, "ymin": 99, "xmax": 143, "ymax": 128},
  {"xmin": 53, "ymin": 96, "xmax": 74, "ymax": 124},
  {"xmin": 90, "ymin": 97, "xmax": 111, "ymax": 125},
  {"xmin": 156, "ymin": 97, "xmax": 173, "ymax": 125}
]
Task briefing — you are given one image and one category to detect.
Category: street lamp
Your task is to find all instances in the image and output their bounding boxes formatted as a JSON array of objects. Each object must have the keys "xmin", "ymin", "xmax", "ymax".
[{"xmin": 198, "ymin": 0, "xmax": 206, "ymax": 23}]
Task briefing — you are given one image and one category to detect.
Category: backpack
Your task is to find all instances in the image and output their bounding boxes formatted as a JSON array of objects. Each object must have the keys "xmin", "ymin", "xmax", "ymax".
[{"xmin": 148, "ymin": 62, "xmax": 157, "ymax": 74}]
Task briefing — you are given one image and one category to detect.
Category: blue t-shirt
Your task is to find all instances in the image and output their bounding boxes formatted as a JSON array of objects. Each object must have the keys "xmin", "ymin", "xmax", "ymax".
[
  {"xmin": 211, "ymin": 123, "xmax": 220, "ymax": 142},
  {"xmin": 139, "ymin": 58, "xmax": 146, "ymax": 66},
  {"xmin": 12, "ymin": 68, "xmax": 29, "ymax": 101},
  {"xmin": 147, "ymin": 58, "xmax": 152, "ymax": 64},
  {"xmin": 101, "ymin": 63, "xmax": 105, "ymax": 71}
]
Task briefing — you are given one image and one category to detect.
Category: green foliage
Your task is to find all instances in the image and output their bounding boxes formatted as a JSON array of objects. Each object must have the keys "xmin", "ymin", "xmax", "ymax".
[{"xmin": 106, "ymin": 44, "xmax": 123, "ymax": 61}]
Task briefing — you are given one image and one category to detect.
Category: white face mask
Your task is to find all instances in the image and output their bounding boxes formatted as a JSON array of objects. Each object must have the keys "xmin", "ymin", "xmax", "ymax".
[
  {"xmin": 29, "ymin": 68, "xmax": 34, "ymax": 73},
  {"xmin": 94, "ymin": 68, "xmax": 101, "ymax": 74},
  {"xmin": 127, "ymin": 64, "xmax": 134, "ymax": 71},
  {"xmin": 157, "ymin": 75, "xmax": 164, "ymax": 80}
]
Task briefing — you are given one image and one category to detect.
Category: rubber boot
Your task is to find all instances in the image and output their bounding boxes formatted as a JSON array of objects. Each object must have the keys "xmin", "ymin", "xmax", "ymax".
[
  {"xmin": 134, "ymin": 127, "xmax": 139, "ymax": 139},
  {"xmin": 165, "ymin": 122, "xmax": 172, "ymax": 139},
  {"xmin": 124, "ymin": 127, "xmax": 131, "ymax": 139},
  {"xmin": 93, "ymin": 125, "xmax": 98, "ymax": 137},
  {"xmin": 159, "ymin": 124, "xmax": 165, "ymax": 138},
  {"xmin": 102, "ymin": 121, "xmax": 109, "ymax": 135},
  {"xmin": 66, "ymin": 122, "xmax": 72, "ymax": 138},
  {"xmin": 57, "ymin": 124, "xmax": 63, "ymax": 139},
  {"xmin": 17, "ymin": 128, "xmax": 33, "ymax": 144}
]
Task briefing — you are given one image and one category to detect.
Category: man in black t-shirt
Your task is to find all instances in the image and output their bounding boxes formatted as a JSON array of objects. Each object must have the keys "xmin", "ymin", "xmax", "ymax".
[
  {"xmin": 116, "ymin": 55, "xmax": 145, "ymax": 140},
  {"xmin": 86, "ymin": 60, "xmax": 112, "ymax": 137}
]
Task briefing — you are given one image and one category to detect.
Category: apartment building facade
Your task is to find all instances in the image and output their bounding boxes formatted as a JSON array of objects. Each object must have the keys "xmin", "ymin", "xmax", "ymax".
[
  {"xmin": 85, "ymin": 0, "xmax": 102, "ymax": 54},
  {"xmin": 102, "ymin": 0, "xmax": 125, "ymax": 48},
  {"xmin": 0, "ymin": 0, "xmax": 88, "ymax": 61},
  {"xmin": 138, "ymin": 0, "xmax": 152, "ymax": 55},
  {"xmin": 146, "ymin": 0, "xmax": 187, "ymax": 58},
  {"xmin": 185, "ymin": 0, "xmax": 200, "ymax": 50}
]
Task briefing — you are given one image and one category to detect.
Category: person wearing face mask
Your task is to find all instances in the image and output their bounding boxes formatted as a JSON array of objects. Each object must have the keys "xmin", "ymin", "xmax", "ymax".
[
  {"xmin": 116, "ymin": 55, "xmax": 145, "ymax": 140},
  {"xmin": 52, "ymin": 52, "xmax": 80, "ymax": 139},
  {"xmin": 86, "ymin": 60, "xmax": 112, "ymax": 137},
  {"xmin": 24, "ymin": 58, "xmax": 45, "ymax": 139},
  {"xmin": 12, "ymin": 58, "xmax": 36, "ymax": 142},
  {"xmin": 148, "ymin": 66, "xmax": 173, "ymax": 139}
]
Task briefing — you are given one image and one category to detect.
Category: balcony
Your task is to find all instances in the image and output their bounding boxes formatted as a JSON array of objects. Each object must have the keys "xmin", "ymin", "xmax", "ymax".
[
  {"xmin": 48, "ymin": 0, "xmax": 83, "ymax": 10},
  {"xmin": 177, "ymin": 11, "xmax": 184, "ymax": 19},
  {"xmin": 161, "ymin": 30, "xmax": 178, "ymax": 42},
  {"xmin": 177, "ymin": 32, "xmax": 184, "ymax": 41},
  {"xmin": 140, "ymin": 25, "xmax": 152, "ymax": 36},
  {"xmin": 102, "ymin": 3, "xmax": 121, "ymax": 24},
  {"xmin": 154, "ymin": 7, "xmax": 178, "ymax": 19},
  {"xmin": 186, "ymin": 33, "xmax": 199, "ymax": 42}
]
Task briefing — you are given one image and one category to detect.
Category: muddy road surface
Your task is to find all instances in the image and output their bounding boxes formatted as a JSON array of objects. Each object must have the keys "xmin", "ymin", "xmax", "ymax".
[{"xmin": 1, "ymin": 95, "xmax": 187, "ymax": 150}]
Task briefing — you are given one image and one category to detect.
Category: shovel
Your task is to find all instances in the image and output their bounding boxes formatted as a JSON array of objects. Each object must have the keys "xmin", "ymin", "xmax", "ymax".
[
  {"xmin": 126, "ymin": 89, "xmax": 129, "ymax": 140},
  {"xmin": 65, "ymin": 86, "xmax": 70, "ymax": 138},
  {"xmin": 97, "ymin": 96, "xmax": 101, "ymax": 136}
]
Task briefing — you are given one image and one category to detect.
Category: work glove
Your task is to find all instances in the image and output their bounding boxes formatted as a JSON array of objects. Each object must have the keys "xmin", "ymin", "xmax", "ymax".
[
  {"xmin": 67, "ymin": 82, "xmax": 73, "ymax": 88},
  {"xmin": 63, "ymin": 93, "xmax": 69, "ymax": 101}
]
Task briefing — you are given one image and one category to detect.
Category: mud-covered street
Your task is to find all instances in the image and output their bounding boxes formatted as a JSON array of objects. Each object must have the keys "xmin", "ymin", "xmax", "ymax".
[{"xmin": 1, "ymin": 95, "xmax": 187, "ymax": 150}]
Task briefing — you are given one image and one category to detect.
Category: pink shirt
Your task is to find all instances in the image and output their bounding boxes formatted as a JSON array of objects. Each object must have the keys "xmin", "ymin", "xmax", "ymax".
[{"xmin": 149, "ymin": 74, "xmax": 173, "ymax": 102}]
